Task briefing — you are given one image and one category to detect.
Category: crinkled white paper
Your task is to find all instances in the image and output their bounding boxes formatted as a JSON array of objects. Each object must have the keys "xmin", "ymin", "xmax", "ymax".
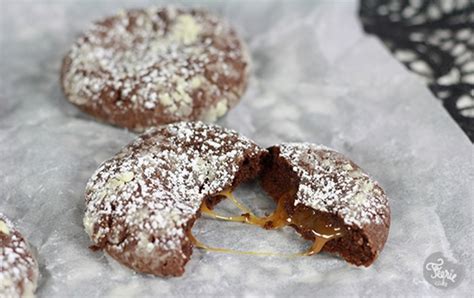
[{"xmin": 0, "ymin": 0, "xmax": 472, "ymax": 296}]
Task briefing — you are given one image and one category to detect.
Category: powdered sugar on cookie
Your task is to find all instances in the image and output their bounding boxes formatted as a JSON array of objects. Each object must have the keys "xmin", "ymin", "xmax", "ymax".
[
  {"xmin": 278, "ymin": 143, "xmax": 389, "ymax": 228},
  {"xmin": 84, "ymin": 121, "xmax": 264, "ymax": 275},
  {"xmin": 61, "ymin": 7, "xmax": 249, "ymax": 130},
  {"xmin": 0, "ymin": 214, "xmax": 39, "ymax": 298}
]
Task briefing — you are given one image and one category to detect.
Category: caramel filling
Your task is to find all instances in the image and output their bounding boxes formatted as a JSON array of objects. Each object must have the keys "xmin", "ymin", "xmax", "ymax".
[{"xmin": 191, "ymin": 190, "xmax": 344, "ymax": 257}]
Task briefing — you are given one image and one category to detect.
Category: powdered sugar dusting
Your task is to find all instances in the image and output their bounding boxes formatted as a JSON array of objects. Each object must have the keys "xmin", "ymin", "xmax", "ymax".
[
  {"xmin": 84, "ymin": 121, "xmax": 264, "ymax": 273},
  {"xmin": 278, "ymin": 143, "xmax": 389, "ymax": 228},
  {"xmin": 61, "ymin": 7, "xmax": 249, "ymax": 130},
  {"xmin": 0, "ymin": 213, "xmax": 39, "ymax": 298}
]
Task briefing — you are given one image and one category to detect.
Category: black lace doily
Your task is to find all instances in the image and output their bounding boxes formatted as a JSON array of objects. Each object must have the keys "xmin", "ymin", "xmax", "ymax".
[{"xmin": 359, "ymin": 0, "xmax": 474, "ymax": 142}]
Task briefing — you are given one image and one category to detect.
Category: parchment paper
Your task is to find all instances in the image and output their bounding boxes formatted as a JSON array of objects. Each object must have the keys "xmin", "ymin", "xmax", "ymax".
[{"xmin": 0, "ymin": 0, "xmax": 472, "ymax": 296}]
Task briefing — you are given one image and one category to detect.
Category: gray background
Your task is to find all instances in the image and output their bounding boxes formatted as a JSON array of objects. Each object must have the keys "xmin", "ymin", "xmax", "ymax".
[{"xmin": 0, "ymin": 0, "xmax": 472, "ymax": 296}]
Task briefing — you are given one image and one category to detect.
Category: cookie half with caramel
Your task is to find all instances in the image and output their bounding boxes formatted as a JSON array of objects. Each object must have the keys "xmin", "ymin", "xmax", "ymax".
[
  {"xmin": 83, "ymin": 121, "xmax": 265, "ymax": 276},
  {"xmin": 261, "ymin": 143, "xmax": 390, "ymax": 266}
]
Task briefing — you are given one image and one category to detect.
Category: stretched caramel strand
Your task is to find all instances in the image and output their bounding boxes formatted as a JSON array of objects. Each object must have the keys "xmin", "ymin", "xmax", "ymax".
[
  {"xmin": 304, "ymin": 234, "xmax": 340, "ymax": 256},
  {"xmin": 203, "ymin": 191, "xmax": 289, "ymax": 228},
  {"xmin": 220, "ymin": 190, "xmax": 255, "ymax": 215},
  {"xmin": 198, "ymin": 190, "xmax": 344, "ymax": 256},
  {"xmin": 200, "ymin": 203, "xmax": 249, "ymax": 223}
]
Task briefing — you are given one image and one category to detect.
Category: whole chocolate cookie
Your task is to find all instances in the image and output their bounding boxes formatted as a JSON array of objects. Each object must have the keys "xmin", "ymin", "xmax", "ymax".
[
  {"xmin": 0, "ymin": 214, "xmax": 39, "ymax": 297},
  {"xmin": 61, "ymin": 7, "xmax": 249, "ymax": 131},
  {"xmin": 261, "ymin": 143, "xmax": 390, "ymax": 266},
  {"xmin": 84, "ymin": 121, "xmax": 266, "ymax": 276}
]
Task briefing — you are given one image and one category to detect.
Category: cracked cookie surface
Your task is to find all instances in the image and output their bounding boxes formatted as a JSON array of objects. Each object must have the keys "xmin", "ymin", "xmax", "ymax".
[
  {"xmin": 61, "ymin": 7, "xmax": 250, "ymax": 131},
  {"xmin": 0, "ymin": 214, "xmax": 39, "ymax": 298},
  {"xmin": 84, "ymin": 121, "xmax": 265, "ymax": 276}
]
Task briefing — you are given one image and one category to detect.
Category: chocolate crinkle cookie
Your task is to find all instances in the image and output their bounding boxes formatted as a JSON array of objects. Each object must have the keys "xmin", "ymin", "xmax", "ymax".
[
  {"xmin": 83, "ymin": 121, "xmax": 266, "ymax": 276},
  {"xmin": 260, "ymin": 143, "xmax": 390, "ymax": 266},
  {"xmin": 61, "ymin": 6, "xmax": 250, "ymax": 131},
  {"xmin": 84, "ymin": 122, "xmax": 391, "ymax": 277},
  {"xmin": 0, "ymin": 214, "xmax": 39, "ymax": 298}
]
